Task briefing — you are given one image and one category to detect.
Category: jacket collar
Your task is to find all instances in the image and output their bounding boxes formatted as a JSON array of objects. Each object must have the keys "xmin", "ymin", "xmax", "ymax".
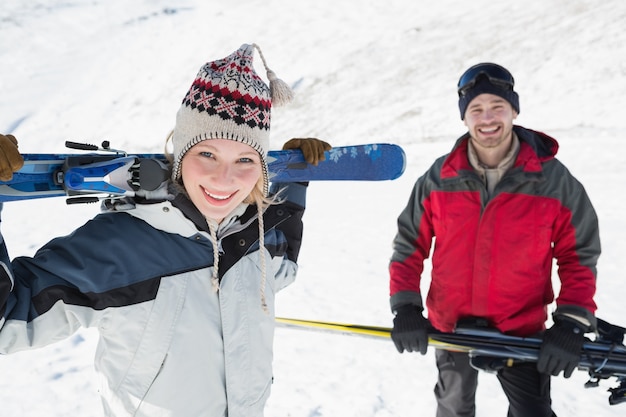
[
  {"xmin": 171, "ymin": 193, "xmax": 287, "ymax": 237},
  {"xmin": 440, "ymin": 125, "xmax": 559, "ymax": 179}
]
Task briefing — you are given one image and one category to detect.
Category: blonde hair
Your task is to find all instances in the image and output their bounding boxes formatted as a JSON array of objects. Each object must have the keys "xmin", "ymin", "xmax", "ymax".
[{"xmin": 245, "ymin": 177, "xmax": 280, "ymax": 208}]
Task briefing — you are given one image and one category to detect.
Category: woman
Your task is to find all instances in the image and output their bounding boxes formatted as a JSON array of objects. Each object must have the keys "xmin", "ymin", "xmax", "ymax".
[{"xmin": 0, "ymin": 43, "xmax": 330, "ymax": 417}]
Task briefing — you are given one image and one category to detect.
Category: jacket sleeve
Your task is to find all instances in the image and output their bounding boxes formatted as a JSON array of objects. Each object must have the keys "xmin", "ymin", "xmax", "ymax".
[
  {"xmin": 388, "ymin": 171, "xmax": 435, "ymax": 313},
  {"xmin": 550, "ymin": 163, "xmax": 600, "ymax": 329},
  {"xmin": 262, "ymin": 182, "xmax": 305, "ymax": 293},
  {"xmin": 0, "ymin": 210, "xmax": 205, "ymax": 353},
  {"xmin": 270, "ymin": 182, "xmax": 306, "ymax": 263},
  {"xmin": 0, "ymin": 229, "xmax": 109, "ymax": 353}
]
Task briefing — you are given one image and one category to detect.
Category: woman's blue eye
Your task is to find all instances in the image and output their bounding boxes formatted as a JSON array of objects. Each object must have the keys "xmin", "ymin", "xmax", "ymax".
[{"xmin": 195, "ymin": 151, "xmax": 256, "ymax": 163}]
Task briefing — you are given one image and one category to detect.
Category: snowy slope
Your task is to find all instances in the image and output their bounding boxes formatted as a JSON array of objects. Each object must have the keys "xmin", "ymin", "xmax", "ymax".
[{"xmin": 1, "ymin": 0, "xmax": 625, "ymax": 415}]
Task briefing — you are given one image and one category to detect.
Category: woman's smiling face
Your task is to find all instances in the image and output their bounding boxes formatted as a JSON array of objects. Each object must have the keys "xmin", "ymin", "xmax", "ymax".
[{"xmin": 181, "ymin": 139, "xmax": 262, "ymax": 223}]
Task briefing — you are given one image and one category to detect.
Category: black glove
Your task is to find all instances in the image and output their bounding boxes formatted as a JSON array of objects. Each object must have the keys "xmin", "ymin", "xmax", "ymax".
[
  {"xmin": 391, "ymin": 304, "xmax": 430, "ymax": 355},
  {"xmin": 282, "ymin": 138, "xmax": 332, "ymax": 166},
  {"xmin": 0, "ymin": 134, "xmax": 25, "ymax": 182},
  {"xmin": 537, "ymin": 316, "xmax": 587, "ymax": 378}
]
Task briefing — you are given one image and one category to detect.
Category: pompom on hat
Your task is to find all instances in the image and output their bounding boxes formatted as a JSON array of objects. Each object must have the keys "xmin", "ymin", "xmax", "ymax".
[{"xmin": 171, "ymin": 43, "xmax": 294, "ymax": 195}]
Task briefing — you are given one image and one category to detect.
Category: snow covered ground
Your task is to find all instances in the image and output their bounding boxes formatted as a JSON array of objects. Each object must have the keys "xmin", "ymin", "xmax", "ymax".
[{"xmin": 1, "ymin": 0, "xmax": 625, "ymax": 415}]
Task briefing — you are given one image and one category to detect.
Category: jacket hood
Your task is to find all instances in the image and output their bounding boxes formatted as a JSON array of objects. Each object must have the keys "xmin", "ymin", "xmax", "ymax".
[{"xmin": 513, "ymin": 125, "xmax": 559, "ymax": 160}]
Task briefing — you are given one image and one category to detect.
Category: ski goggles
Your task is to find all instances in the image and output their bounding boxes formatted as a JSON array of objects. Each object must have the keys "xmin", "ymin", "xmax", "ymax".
[{"xmin": 457, "ymin": 63, "xmax": 515, "ymax": 97}]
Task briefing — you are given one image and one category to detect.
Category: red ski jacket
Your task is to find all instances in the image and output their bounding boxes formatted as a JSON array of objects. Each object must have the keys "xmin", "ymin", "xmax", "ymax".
[{"xmin": 389, "ymin": 126, "xmax": 599, "ymax": 336}]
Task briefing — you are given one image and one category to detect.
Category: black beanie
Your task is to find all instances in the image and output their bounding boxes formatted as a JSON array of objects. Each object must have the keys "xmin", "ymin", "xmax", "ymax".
[{"xmin": 458, "ymin": 76, "xmax": 520, "ymax": 120}]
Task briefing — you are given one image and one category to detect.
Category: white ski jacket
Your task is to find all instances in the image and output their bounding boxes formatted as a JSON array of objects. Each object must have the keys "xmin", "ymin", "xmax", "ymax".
[{"xmin": 0, "ymin": 183, "xmax": 306, "ymax": 417}]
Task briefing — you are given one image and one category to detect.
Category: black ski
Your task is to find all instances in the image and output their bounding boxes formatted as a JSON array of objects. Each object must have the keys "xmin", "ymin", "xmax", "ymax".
[{"xmin": 275, "ymin": 316, "xmax": 626, "ymax": 406}]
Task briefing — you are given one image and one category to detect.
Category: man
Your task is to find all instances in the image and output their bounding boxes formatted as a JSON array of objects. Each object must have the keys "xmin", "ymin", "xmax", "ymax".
[{"xmin": 388, "ymin": 63, "xmax": 599, "ymax": 417}]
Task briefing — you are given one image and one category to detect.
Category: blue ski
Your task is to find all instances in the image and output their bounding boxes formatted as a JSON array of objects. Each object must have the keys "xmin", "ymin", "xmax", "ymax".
[{"xmin": 0, "ymin": 142, "xmax": 405, "ymax": 203}]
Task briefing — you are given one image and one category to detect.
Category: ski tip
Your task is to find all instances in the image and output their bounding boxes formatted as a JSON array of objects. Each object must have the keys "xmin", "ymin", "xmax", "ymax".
[{"xmin": 390, "ymin": 144, "xmax": 406, "ymax": 180}]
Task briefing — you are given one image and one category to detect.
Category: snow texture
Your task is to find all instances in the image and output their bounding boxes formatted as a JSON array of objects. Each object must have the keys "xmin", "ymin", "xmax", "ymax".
[{"xmin": 0, "ymin": 0, "xmax": 625, "ymax": 415}]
